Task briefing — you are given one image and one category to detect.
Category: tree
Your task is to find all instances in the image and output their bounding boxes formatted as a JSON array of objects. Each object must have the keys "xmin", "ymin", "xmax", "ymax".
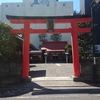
[
  {"xmin": 38, "ymin": 34, "xmax": 48, "ymax": 49},
  {"xmin": 73, "ymin": 11, "xmax": 97, "ymax": 59},
  {"xmin": 50, "ymin": 34, "xmax": 62, "ymax": 41},
  {"xmin": 65, "ymin": 21, "xmax": 98, "ymax": 59},
  {"xmin": 73, "ymin": 10, "xmax": 81, "ymax": 15},
  {"xmin": 38, "ymin": 34, "xmax": 48, "ymax": 42},
  {"xmin": 0, "ymin": 21, "xmax": 20, "ymax": 61},
  {"xmin": 65, "ymin": 44, "xmax": 72, "ymax": 55},
  {"xmin": 77, "ymin": 21, "xmax": 93, "ymax": 58}
]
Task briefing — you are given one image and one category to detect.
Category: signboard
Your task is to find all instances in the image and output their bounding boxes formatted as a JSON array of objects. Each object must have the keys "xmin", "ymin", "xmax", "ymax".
[
  {"xmin": 33, "ymin": 0, "xmax": 49, "ymax": 5},
  {"xmin": 33, "ymin": 0, "xmax": 39, "ymax": 4},
  {"xmin": 47, "ymin": 19, "xmax": 54, "ymax": 32}
]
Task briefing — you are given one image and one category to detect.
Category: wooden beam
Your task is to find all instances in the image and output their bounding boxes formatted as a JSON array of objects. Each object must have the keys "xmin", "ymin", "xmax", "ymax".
[
  {"xmin": 55, "ymin": 18, "xmax": 91, "ymax": 23},
  {"xmin": 77, "ymin": 28, "xmax": 91, "ymax": 33},
  {"xmin": 10, "ymin": 28, "xmax": 91, "ymax": 34},
  {"xmin": 30, "ymin": 28, "xmax": 72, "ymax": 33},
  {"xmin": 9, "ymin": 18, "xmax": 91, "ymax": 24},
  {"xmin": 10, "ymin": 29, "xmax": 24, "ymax": 34},
  {"xmin": 10, "ymin": 19, "xmax": 46, "ymax": 24}
]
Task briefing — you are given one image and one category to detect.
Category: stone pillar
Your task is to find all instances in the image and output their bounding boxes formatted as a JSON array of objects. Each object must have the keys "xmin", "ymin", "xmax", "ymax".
[
  {"xmin": 65, "ymin": 52, "xmax": 69, "ymax": 63},
  {"xmin": 44, "ymin": 52, "xmax": 48, "ymax": 63}
]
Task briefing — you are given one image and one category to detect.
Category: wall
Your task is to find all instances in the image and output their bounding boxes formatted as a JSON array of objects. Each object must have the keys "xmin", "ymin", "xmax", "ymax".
[
  {"xmin": 80, "ymin": 0, "xmax": 85, "ymax": 14},
  {"xmin": 81, "ymin": 59, "xmax": 100, "ymax": 83},
  {"xmin": 0, "ymin": 61, "xmax": 22, "ymax": 87},
  {"xmin": 80, "ymin": 0, "xmax": 92, "ymax": 15}
]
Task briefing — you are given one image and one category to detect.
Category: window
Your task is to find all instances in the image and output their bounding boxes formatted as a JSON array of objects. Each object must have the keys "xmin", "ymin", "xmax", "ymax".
[
  {"xmin": 5, "ymin": 5, "xmax": 8, "ymax": 7},
  {"xmin": 63, "ymin": 4, "xmax": 65, "ymax": 6},
  {"xmin": 47, "ymin": 4, "xmax": 49, "ymax": 6},
  {"xmin": 31, "ymin": 4, "xmax": 33, "ymax": 7},
  {"xmin": 17, "ymin": 5, "xmax": 19, "ymax": 7},
  {"xmin": 47, "ymin": 19, "xmax": 54, "ymax": 32}
]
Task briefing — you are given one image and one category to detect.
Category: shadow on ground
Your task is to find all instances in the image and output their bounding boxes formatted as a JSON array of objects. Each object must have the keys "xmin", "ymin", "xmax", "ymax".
[
  {"xmin": 31, "ymin": 88, "xmax": 100, "ymax": 95},
  {"xmin": 29, "ymin": 70, "xmax": 46, "ymax": 78},
  {"xmin": 0, "ymin": 81, "xmax": 100, "ymax": 98},
  {"xmin": 0, "ymin": 81, "xmax": 46, "ymax": 98},
  {"xmin": 30, "ymin": 65, "xmax": 37, "ymax": 68}
]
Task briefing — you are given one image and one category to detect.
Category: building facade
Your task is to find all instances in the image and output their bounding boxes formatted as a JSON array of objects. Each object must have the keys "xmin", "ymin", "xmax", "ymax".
[
  {"xmin": 80, "ymin": 0, "xmax": 92, "ymax": 15},
  {"xmin": 80, "ymin": 0, "xmax": 100, "ymax": 52},
  {"xmin": 0, "ymin": 0, "xmax": 73, "ymax": 49}
]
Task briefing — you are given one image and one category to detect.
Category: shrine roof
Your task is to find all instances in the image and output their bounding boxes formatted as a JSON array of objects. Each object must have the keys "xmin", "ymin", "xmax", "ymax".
[
  {"xmin": 41, "ymin": 41, "xmax": 67, "ymax": 52},
  {"xmin": 6, "ymin": 15, "xmax": 91, "ymax": 20}
]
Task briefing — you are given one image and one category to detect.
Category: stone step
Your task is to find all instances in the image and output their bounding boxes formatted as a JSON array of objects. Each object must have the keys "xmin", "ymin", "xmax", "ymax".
[
  {"xmin": 31, "ymin": 77, "xmax": 91, "ymax": 87},
  {"xmin": 32, "ymin": 77, "xmax": 73, "ymax": 81}
]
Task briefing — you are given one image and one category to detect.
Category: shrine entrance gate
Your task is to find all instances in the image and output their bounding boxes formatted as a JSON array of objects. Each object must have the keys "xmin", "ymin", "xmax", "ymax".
[{"xmin": 6, "ymin": 15, "xmax": 91, "ymax": 79}]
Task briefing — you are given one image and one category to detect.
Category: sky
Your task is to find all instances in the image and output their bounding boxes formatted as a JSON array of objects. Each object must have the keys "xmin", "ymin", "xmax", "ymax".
[{"xmin": 0, "ymin": 0, "xmax": 80, "ymax": 12}]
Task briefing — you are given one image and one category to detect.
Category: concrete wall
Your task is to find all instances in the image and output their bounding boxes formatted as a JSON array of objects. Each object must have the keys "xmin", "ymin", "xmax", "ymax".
[
  {"xmin": 0, "ymin": 0, "xmax": 73, "ymax": 49},
  {"xmin": 80, "ymin": 0, "xmax": 85, "ymax": 14},
  {"xmin": 81, "ymin": 59, "xmax": 100, "ymax": 83},
  {"xmin": 80, "ymin": 0, "xmax": 92, "ymax": 15},
  {"xmin": 23, "ymin": 0, "xmax": 73, "ymax": 16}
]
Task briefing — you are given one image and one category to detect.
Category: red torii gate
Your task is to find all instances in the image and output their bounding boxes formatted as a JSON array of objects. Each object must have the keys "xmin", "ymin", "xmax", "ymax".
[{"xmin": 6, "ymin": 15, "xmax": 91, "ymax": 79}]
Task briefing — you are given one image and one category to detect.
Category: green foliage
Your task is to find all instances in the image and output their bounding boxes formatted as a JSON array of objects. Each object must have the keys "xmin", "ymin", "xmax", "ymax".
[
  {"xmin": 78, "ymin": 21, "xmax": 93, "ymax": 58},
  {"xmin": 65, "ymin": 44, "xmax": 72, "ymax": 55},
  {"xmin": 78, "ymin": 33, "xmax": 93, "ymax": 58},
  {"xmin": 50, "ymin": 34, "xmax": 62, "ymax": 41},
  {"xmin": 78, "ymin": 22, "xmax": 98, "ymax": 58},
  {"xmin": 38, "ymin": 34, "xmax": 48, "ymax": 42},
  {"xmin": 0, "ymin": 21, "xmax": 20, "ymax": 61},
  {"xmin": 73, "ymin": 11, "xmax": 97, "ymax": 59},
  {"xmin": 73, "ymin": 10, "xmax": 81, "ymax": 15},
  {"xmin": 77, "ymin": 22, "xmax": 91, "ymax": 28}
]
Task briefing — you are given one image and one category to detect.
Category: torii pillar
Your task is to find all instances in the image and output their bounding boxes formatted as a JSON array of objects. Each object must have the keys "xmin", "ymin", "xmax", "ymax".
[
  {"xmin": 22, "ymin": 21, "xmax": 30, "ymax": 78},
  {"xmin": 71, "ymin": 22, "xmax": 80, "ymax": 77}
]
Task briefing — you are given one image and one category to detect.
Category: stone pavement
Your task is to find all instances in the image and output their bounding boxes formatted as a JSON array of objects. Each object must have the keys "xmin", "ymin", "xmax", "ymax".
[
  {"xmin": 29, "ymin": 63, "xmax": 95, "ymax": 87},
  {"xmin": 29, "ymin": 63, "xmax": 74, "ymax": 77}
]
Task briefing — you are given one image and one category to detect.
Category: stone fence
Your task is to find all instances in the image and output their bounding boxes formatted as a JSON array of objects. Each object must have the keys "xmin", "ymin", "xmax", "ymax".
[
  {"xmin": 80, "ymin": 59, "xmax": 100, "ymax": 83},
  {"xmin": 0, "ymin": 61, "xmax": 22, "ymax": 87}
]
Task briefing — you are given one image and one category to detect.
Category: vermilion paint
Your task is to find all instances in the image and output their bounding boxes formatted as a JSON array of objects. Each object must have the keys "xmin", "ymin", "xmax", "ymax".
[{"xmin": 8, "ymin": 16, "xmax": 91, "ymax": 78}]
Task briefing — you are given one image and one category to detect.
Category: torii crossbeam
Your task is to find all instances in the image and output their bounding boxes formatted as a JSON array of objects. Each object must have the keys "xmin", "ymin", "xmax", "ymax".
[{"xmin": 6, "ymin": 15, "xmax": 91, "ymax": 79}]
